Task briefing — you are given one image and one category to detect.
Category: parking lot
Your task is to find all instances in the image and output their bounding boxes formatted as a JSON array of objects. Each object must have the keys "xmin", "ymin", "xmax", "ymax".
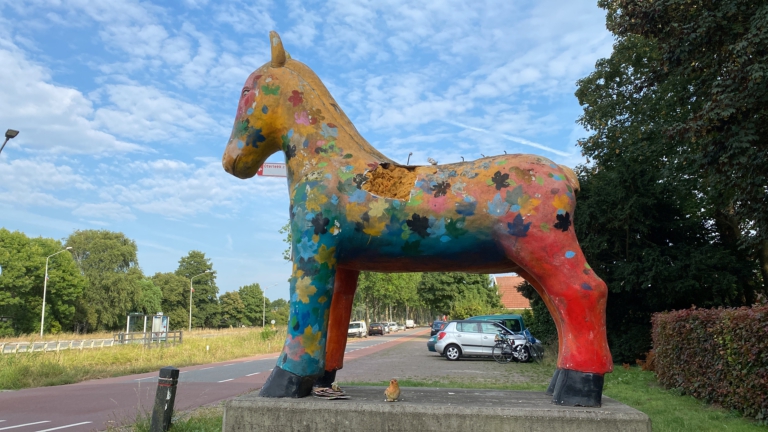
[{"xmin": 336, "ymin": 330, "xmax": 554, "ymax": 387}]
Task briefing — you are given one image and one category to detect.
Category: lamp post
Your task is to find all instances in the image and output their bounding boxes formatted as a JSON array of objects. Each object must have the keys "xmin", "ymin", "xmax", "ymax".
[
  {"xmin": 262, "ymin": 283, "xmax": 278, "ymax": 327},
  {"xmin": 41, "ymin": 247, "xmax": 72, "ymax": 337},
  {"xmin": 189, "ymin": 270, "xmax": 211, "ymax": 331},
  {"xmin": 0, "ymin": 129, "xmax": 19, "ymax": 156}
]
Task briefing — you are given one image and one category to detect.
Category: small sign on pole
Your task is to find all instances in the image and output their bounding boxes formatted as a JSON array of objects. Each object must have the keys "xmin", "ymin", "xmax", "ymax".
[{"xmin": 257, "ymin": 163, "xmax": 287, "ymax": 177}]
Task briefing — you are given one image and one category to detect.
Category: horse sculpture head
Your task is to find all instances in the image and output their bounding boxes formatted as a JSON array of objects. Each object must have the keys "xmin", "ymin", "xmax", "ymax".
[{"xmin": 222, "ymin": 31, "xmax": 295, "ymax": 179}]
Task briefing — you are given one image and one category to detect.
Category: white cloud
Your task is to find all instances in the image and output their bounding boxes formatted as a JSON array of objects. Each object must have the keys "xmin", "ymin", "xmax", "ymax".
[
  {"xmin": 0, "ymin": 157, "xmax": 91, "ymax": 207},
  {"xmin": 72, "ymin": 202, "xmax": 135, "ymax": 221},
  {"xmin": 0, "ymin": 40, "xmax": 145, "ymax": 155}
]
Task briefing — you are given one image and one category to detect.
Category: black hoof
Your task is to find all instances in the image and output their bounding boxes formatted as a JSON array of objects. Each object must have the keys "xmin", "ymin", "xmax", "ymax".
[
  {"xmin": 314, "ymin": 369, "xmax": 337, "ymax": 388},
  {"xmin": 551, "ymin": 369, "xmax": 604, "ymax": 407},
  {"xmin": 545, "ymin": 368, "xmax": 561, "ymax": 396},
  {"xmin": 259, "ymin": 366, "xmax": 317, "ymax": 398}
]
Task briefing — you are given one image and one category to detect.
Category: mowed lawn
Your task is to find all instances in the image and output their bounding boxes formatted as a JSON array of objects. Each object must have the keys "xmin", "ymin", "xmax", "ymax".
[{"xmin": 0, "ymin": 327, "xmax": 286, "ymax": 389}]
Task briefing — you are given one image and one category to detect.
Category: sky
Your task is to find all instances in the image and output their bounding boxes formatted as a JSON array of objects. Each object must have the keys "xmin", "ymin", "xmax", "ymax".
[{"xmin": 0, "ymin": 0, "xmax": 613, "ymax": 301}]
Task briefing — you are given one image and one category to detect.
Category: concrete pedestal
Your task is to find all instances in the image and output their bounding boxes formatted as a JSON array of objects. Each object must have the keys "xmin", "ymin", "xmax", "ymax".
[{"xmin": 223, "ymin": 386, "xmax": 651, "ymax": 432}]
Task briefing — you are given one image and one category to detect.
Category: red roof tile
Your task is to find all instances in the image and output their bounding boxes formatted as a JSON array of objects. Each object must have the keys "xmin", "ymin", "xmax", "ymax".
[{"xmin": 494, "ymin": 275, "xmax": 531, "ymax": 309}]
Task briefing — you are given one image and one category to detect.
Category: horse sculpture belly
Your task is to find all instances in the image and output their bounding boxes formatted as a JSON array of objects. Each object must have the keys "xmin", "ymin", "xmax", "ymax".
[{"xmin": 222, "ymin": 31, "xmax": 613, "ymax": 407}]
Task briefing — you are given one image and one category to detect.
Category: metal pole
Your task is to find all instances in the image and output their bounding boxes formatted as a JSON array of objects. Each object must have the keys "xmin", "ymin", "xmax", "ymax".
[
  {"xmin": 150, "ymin": 366, "xmax": 179, "ymax": 432},
  {"xmin": 40, "ymin": 256, "xmax": 50, "ymax": 338},
  {"xmin": 40, "ymin": 248, "xmax": 71, "ymax": 337},
  {"xmin": 189, "ymin": 278, "xmax": 193, "ymax": 332},
  {"xmin": 262, "ymin": 292, "xmax": 265, "ymax": 328},
  {"xmin": 0, "ymin": 137, "xmax": 8, "ymax": 156}
]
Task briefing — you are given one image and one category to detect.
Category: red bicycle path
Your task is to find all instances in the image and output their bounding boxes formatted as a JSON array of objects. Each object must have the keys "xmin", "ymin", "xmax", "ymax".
[{"xmin": 0, "ymin": 328, "xmax": 428, "ymax": 431}]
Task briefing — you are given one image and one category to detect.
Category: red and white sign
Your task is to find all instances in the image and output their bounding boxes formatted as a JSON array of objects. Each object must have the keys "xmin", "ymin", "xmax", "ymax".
[{"xmin": 257, "ymin": 163, "xmax": 287, "ymax": 177}]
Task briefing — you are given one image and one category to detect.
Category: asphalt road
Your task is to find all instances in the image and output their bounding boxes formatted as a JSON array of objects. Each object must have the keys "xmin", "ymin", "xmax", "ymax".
[{"xmin": 0, "ymin": 328, "xmax": 428, "ymax": 431}]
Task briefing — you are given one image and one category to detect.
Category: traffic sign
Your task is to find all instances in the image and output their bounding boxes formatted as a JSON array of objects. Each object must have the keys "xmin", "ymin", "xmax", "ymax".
[{"xmin": 257, "ymin": 163, "xmax": 287, "ymax": 177}]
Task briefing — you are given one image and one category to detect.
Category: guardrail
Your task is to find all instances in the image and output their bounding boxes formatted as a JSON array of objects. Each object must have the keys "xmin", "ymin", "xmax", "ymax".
[
  {"xmin": 113, "ymin": 331, "xmax": 183, "ymax": 347},
  {"xmin": 0, "ymin": 338, "xmax": 116, "ymax": 354}
]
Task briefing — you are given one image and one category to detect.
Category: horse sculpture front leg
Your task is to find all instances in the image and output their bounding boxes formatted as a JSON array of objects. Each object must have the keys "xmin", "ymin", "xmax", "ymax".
[{"xmin": 259, "ymin": 221, "xmax": 340, "ymax": 398}]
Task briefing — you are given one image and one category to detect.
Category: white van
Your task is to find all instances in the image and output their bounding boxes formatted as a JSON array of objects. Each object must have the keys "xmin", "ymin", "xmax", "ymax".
[
  {"xmin": 348, "ymin": 321, "xmax": 368, "ymax": 338},
  {"xmin": 405, "ymin": 319, "xmax": 415, "ymax": 329}
]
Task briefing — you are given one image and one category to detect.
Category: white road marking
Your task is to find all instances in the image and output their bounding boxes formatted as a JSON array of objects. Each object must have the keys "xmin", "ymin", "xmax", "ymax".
[
  {"xmin": 246, "ymin": 372, "xmax": 260, "ymax": 376},
  {"xmin": 36, "ymin": 422, "xmax": 92, "ymax": 432},
  {"xmin": 218, "ymin": 379, "xmax": 234, "ymax": 383},
  {"xmin": 222, "ymin": 364, "xmax": 234, "ymax": 367},
  {"xmin": 200, "ymin": 367, "xmax": 213, "ymax": 370},
  {"xmin": 0, "ymin": 421, "xmax": 50, "ymax": 431},
  {"xmin": 179, "ymin": 371, "xmax": 188, "ymax": 374}
]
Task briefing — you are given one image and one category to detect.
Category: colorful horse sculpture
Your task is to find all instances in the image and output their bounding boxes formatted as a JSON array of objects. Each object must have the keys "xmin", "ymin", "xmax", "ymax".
[{"xmin": 222, "ymin": 32, "xmax": 613, "ymax": 407}]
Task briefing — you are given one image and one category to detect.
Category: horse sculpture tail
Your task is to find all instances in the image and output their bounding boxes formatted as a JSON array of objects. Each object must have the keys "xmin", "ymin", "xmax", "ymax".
[{"xmin": 558, "ymin": 165, "xmax": 580, "ymax": 195}]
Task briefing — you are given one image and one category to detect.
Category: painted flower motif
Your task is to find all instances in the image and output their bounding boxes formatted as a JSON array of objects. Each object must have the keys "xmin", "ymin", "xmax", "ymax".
[
  {"xmin": 261, "ymin": 84, "xmax": 280, "ymax": 95},
  {"xmin": 505, "ymin": 185, "xmax": 523, "ymax": 205},
  {"xmin": 491, "ymin": 171, "xmax": 510, "ymax": 190},
  {"xmin": 406, "ymin": 214, "xmax": 430, "ymax": 238},
  {"xmin": 311, "ymin": 212, "xmax": 330, "ymax": 235},
  {"xmin": 315, "ymin": 245, "xmax": 337, "ymax": 268},
  {"xmin": 262, "ymin": 105, "xmax": 268, "ymax": 114},
  {"xmin": 427, "ymin": 217, "xmax": 446, "ymax": 238},
  {"xmin": 353, "ymin": 173, "xmax": 369, "ymax": 189},
  {"xmin": 246, "ymin": 128, "xmax": 266, "ymax": 148},
  {"xmin": 554, "ymin": 211, "xmax": 571, "ymax": 232},
  {"xmin": 431, "ymin": 181, "xmax": 450, "ymax": 197},
  {"xmin": 285, "ymin": 144, "xmax": 297, "ymax": 160},
  {"xmin": 308, "ymin": 108, "xmax": 324, "ymax": 125},
  {"xmin": 321, "ymin": 123, "xmax": 338, "ymax": 138},
  {"xmin": 295, "ymin": 111, "xmax": 310, "ymax": 125},
  {"xmin": 368, "ymin": 199, "xmax": 389, "ymax": 217},
  {"xmin": 507, "ymin": 214, "xmax": 531, "ymax": 237},
  {"xmin": 553, "ymin": 194, "xmax": 570, "ymax": 211},
  {"xmin": 302, "ymin": 325, "xmax": 322, "ymax": 357},
  {"xmin": 487, "ymin": 193, "xmax": 510, "ymax": 216},
  {"xmin": 297, "ymin": 237, "xmax": 318, "ymax": 261},
  {"xmin": 288, "ymin": 90, "xmax": 304, "ymax": 107},
  {"xmin": 295, "ymin": 276, "xmax": 316, "ymax": 303}
]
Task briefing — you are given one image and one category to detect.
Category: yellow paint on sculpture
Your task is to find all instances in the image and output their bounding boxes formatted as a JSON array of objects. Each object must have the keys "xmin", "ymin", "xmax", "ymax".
[
  {"xmin": 296, "ymin": 276, "xmax": 316, "ymax": 303},
  {"xmin": 315, "ymin": 245, "xmax": 337, "ymax": 268},
  {"xmin": 302, "ymin": 325, "xmax": 321, "ymax": 357}
]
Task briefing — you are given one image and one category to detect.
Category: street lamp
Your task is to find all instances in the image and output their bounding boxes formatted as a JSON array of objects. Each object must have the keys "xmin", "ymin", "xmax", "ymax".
[
  {"xmin": 0, "ymin": 129, "xmax": 19, "ymax": 156},
  {"xmin": 189, "ymin": 270, "xmax": 211, "ymax": 331},
  {"xmin": 40, "ymin": 247, "xmax": 72, "ymax": 337},
  {"xmin": 263, "ymin": 283, "xmax": 278, "ymax": 327}
]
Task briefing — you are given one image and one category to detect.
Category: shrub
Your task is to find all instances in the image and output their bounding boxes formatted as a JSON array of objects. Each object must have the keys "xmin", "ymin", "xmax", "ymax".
[{"xmin": 652, "ymin": 305, "xmax": 768, "ymax": 423}]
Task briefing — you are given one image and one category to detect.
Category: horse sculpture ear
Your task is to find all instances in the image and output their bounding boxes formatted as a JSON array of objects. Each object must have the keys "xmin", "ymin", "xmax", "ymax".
[{"xmin": 270, "ymin": 31, "xmax": 286, "ymax": 68}]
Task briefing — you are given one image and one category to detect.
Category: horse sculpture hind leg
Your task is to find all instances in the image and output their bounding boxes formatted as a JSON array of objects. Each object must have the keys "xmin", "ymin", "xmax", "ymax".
[{"xmin": 497, "ymin": 227, "xmax": 612, "ymax": 407}]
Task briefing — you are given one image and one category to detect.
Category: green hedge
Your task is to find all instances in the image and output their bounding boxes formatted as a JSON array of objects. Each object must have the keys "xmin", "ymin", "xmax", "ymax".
[{"xmin": 652, "ymin": 305, "xmax": 768, "ymax": 423}]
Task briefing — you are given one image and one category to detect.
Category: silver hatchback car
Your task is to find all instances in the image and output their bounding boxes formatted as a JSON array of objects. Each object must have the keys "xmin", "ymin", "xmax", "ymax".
[{"xmin": 434, "ymin": 320, "xmax": 526, "ymax": 361}]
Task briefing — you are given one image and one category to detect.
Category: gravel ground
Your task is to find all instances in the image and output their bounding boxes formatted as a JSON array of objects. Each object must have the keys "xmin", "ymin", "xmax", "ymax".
[{"xmin": 335, "ymin": 331, "xmax": 555, "ymax": 387}]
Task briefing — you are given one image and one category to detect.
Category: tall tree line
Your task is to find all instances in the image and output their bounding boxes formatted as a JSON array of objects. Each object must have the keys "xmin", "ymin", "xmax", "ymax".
[
  {"xmin": 0, "ymin": 228, "xmax": 287, "ymax": 335},
  {"xmin": 518, "ymin": 0, "xmax": 766, "ymax": 363}
]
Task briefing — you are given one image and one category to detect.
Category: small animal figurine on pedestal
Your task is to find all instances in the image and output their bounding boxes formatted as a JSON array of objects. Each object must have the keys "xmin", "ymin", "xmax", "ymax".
[{"xmin": 384, "ymin": 379, "xmax": 400, "ymax": 402}]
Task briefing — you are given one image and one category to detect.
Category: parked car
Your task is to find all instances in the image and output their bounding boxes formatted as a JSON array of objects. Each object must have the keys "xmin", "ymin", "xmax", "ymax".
[
  {"xmin": 382, "ymin": 323, "xmax": 391, "ymax": 333},
  {"xmin": 430, "ymin": 321, "xmax": 446, "ymax": 336},
  {"xmin": 397, "ymin": 323, "xmax": 405, "ymax": 331},
  {"xmin": 348, "ymin": 321, "xmax": 368, "ymax": 338},
  {"xmin": 368, "ymin": 322, "xmax": 385, "ymax": 336},
  {"xmin": 388, "ymin": 322, "xmax": 399, "ymax": 332},
  {"xmin": 427, "ymin": 334, "xmax": 437, "ymax": 352},
  {"xmin": 405, "ymin": 319, "xmax": 415, "ymax": 329},
  {"xmin": 469, "ymin": 314, "xmax": 525, "ymax": 333},
  {"xmin": 434, "ymin": 319, "xmax": 526, "ymax": 361}
]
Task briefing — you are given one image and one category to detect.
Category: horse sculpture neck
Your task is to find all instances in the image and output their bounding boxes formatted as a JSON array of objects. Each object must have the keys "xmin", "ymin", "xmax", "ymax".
[{"xmin": 274, "ymin": 60, "xmax": 394, "ymax": 187}]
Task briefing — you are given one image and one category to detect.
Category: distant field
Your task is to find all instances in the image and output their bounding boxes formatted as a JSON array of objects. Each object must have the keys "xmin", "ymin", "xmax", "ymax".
[
  {"xmin": 0, "ymin": 327, "xmax": 286, "ymax": 390},
  {"xmin": 0, "ymin": 327, "xmax": 258, "ymax": 344}
]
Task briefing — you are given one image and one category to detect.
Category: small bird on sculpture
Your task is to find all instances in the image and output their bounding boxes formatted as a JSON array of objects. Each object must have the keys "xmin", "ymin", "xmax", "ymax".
[
  {"xmin": 384, "ymin": 378, "xmax": 400, "ymax": 402},
  {"xmin": 427, "ymin": 157, "xmax": 438, "ymax": 165}
]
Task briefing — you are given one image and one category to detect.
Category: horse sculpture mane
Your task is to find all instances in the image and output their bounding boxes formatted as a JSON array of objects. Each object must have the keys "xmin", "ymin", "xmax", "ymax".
[{"xmin": 222, "ymin": 31, "xmax": 612, "ymax": 407}]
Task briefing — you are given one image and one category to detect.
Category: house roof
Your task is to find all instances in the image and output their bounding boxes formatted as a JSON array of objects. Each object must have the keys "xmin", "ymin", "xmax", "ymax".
[{"xmin": 494, "ymin": 274, "xmax": 531, "ymax": 309}]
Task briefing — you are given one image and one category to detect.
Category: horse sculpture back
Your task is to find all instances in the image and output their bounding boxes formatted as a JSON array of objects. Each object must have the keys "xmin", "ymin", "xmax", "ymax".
[{"xmin": 222, "ymin": 31, "xmax": 612, "ymax": 407}]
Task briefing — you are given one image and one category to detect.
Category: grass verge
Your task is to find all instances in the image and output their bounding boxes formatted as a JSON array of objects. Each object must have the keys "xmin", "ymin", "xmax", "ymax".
[
  {"xmin": 342, "ymin": 366, "xmax": 766, "ymax": 431},
  {"xmin": 112, "ymin": 405, "xmax": 224, "ymax": 432},
  {"xmin": 0, "ymin": 327, "xmax": 285, "ymax": 390}
]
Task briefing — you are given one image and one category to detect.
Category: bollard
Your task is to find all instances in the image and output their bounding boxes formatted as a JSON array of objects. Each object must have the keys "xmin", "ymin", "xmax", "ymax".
[{"xmin": 149, "ymin": 366, "xmax": 179, "ymax": 432}]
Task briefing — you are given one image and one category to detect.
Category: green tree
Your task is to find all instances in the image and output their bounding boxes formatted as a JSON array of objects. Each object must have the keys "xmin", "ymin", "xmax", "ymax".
[
  {"xmin": 516, "ymin": 282, "xmax": 558, "ymax": 345},
  {"xmin": 237, "ymin": 283, "xmax": 265, "ymax": 326},
  {"xmin": 65, "ymin": 230, "xmax": 143, "ymax": 332},
  {"xmin": 175, "ymin": 251, "xmax": 219, "ymax": 328},
  {"xmin": 152, "ymin": 272, "xmax": 190, "ymax": 331},
  {"xmin": 418, "ymin": 273, "xmax": 501, "ymax": 319},
  {"xmin": 279, "ymin": 221, "xmax": 292, "ymax": 261},
  {"xmin": 266, "ymin": 298, "xmax": 289, "ymax": 325},
  {"xmin": 573, "ymin": 25, "xmax": 761, "ymax": 361},
  {"xmin": 0, "ymin": 229, "xmax": 86, "ymax": 335},
  {"xmin": 135, "ymin": 279, "xmax": 162, "ymax": 316},
  {"xmin": 600, "ymin": 0, "xmax": 768, "ymax": 287},
  {"xmin": 219, "ymin": 291, "xmax": 245, "ymax": 327}
]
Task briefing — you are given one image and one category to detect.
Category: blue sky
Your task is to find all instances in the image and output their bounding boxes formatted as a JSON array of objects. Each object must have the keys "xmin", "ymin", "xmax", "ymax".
[{"xmin": 0, "ymin": 0, "xmax": 612, "ymax": 301}]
